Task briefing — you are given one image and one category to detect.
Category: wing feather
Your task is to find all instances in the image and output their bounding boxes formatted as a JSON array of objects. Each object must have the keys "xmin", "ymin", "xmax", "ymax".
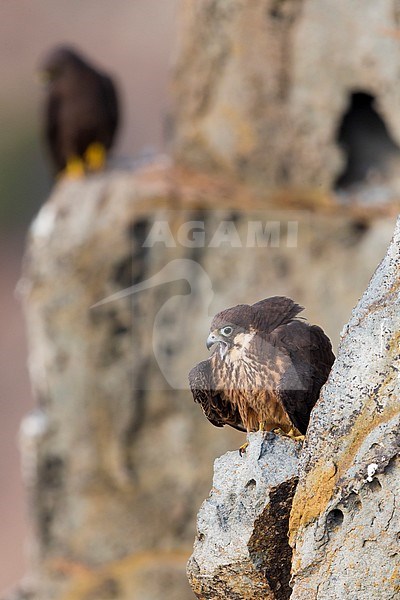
[
  {"xmin": 251, "ymin": 296, "xmax": 304, "ymax": 334},
  {"xmin": 99, "ymin": 73, "xmax": 119, "ymax": 147},
  {"xmin": 45, "ymin": 92, "xmax": 64, "ymax": 172},
  {"xmin": 189, "ymin": 360, "xmax": 245, "ymax": 432},
  {"xmin": 270, "ymin": 321, "xmax": 335, "ymax": 434}
]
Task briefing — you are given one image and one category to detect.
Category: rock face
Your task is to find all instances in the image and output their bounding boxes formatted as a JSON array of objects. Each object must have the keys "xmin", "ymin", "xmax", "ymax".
[
  {"xmin": 187, "ymin": 432, "xmax": 301, "ymax": 600},
  {"xmin": 173, "ymin": 0, "xmax": 400, "ymax": 190},
  {"xmin": 289, "ymin": 216, "xmax": 400, "ymax": 599},
  {"xmin": 19, "ymin": 168, "xmax": 208, "ymax": 600},
  {"xmin": 14, "ymin": 2, "xmax": 400, "ymax": 597},
  {"xmin": 16, "ymin": 161, "xmax": 398, "ymax": 600},
  {"xmin": 16, "ymin": 160, "xmax": 397, "ymax": 600}
]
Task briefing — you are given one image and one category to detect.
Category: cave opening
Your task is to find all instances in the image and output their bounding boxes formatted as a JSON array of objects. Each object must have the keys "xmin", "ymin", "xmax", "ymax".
[{"xmin": 335, "ymin": 91, "xmax": 400, "ymax": 189}]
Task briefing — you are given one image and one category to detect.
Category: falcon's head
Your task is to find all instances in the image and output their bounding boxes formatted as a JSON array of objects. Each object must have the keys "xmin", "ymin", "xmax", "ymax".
[
  {"xmin": 39, "ymin": 45, "xmax": 89, "ymax": 84},
  {"xmin": 205, "ymin": 296, "xmax": 305, "ymax": 356},
  {"xmin": 206, "ymin": 304, "xmax": 255, "ymax": 354}
]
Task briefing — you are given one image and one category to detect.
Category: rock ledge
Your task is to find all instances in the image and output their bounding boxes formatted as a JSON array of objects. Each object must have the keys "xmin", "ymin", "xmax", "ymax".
[{"xmin": 187, "ymin": 432, "xmax": 302, "ymax": 600}]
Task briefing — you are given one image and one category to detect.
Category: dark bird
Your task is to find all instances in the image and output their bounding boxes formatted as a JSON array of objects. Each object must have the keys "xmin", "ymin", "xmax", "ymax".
[
  {"xmin": 40, "ymin": 45, "xmax": 119, "ymax": 177},
  {"xmin": 189, "ymin": 297, "xmax": 334, "ymax": 447}
]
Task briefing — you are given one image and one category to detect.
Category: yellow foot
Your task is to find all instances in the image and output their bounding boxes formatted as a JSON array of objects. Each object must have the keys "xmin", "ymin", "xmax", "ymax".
[
  {"xmin": 287, "ymin": 427, "xmax": 305, "ymax": 442},
  {"xmin": 239, "ymin": 441, "xmax": 249, "ymax": 456},
  {"xmin": 273, "ymin": 427, "xmax": 286, "ymax": 436},
  {"xmin": 273, "ymin": 427, "xmax": 305, "ymax": 442},
  {"xmin": 258, "ymin": 421, "xmax": 266, "ymax": 432},
  {"xmin": 85, "ymin": 142, "xmax": 106, "ymax": 171},
  {"xmin": 63, "ymin": 156, "xmax": 85, "ymax": 178}
]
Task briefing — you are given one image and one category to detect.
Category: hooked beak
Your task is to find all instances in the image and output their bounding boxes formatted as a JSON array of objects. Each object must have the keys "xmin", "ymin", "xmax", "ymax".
[{"xmin": 206, "ymin": 331, "xmax": 224, "ymax": 351}]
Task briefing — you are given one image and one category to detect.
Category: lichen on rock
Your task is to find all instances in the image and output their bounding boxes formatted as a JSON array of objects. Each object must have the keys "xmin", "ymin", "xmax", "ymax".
[{"xmin": 289, "ymin": 216, "xmax": 400, "ymax": 599}]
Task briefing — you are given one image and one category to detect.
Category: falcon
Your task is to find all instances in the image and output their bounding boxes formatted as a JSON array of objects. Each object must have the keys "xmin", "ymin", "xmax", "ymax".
[
  {"xmin": 189, "ymin": 297, "xmax": 334, "ymax": 447},
  {"xmin": 40, "ymin": 45, "xmax": 119, "ymax": 177}
]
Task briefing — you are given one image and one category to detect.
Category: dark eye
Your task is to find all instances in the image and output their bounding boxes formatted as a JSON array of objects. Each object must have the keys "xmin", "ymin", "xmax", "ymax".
[{"xmin": 221, "ymin": 326, "xmax": 233, "ymax": 337}]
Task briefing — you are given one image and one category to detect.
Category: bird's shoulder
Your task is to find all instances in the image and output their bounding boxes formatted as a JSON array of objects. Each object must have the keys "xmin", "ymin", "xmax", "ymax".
[
  {"xmin": 267, "ymin": 320, "xmax": 334, "ymax": 368},
  {"xmin": 251, "ymin": 296, "xmax": 304, "ymax": 333}
]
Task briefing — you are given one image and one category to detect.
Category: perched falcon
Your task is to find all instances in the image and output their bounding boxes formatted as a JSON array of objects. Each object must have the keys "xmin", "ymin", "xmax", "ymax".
[
  {"xmin": 189, "ymin": 297, "xmax": 334, "ymax": 443},
  {"xmin": 40, "ymin": 45, "xmax": 119, "ymax": 176}
]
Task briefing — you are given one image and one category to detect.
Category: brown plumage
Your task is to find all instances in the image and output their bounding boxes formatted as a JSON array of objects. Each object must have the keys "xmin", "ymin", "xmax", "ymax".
[
  {"xmin": 40, "ymin": 45, "xmax": 119, "ymax": 175},
  {"xmin": 189, "ymin": 296, "xmax": 335, "ymax": 437}
]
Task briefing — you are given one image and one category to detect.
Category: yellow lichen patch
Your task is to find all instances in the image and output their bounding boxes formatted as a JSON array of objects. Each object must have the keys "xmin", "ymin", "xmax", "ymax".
[
  {"xmin": 271, "ymin": 187, "xmax": 336, "ymax": 210},
  {"xmin": 336, "ymin": 392, "xmax": 399, "ymax": 482},
  {"xmin": 52, "ymin": 548, "xmax": 191, "ymax": 600},
  {"xmin": 390, "ymin": 565, "xmax": 400, "ymax": 592},
  {"xmin": 290, "ymin": 363, "xmax": 400, "ymax": 544},
  {"xmin": 388, "ymin": 329, "xmax": 400, "ymax": 357},
  {"xmin": 289, "ymin": 461, "xmax": 337, "ymax": 545}
]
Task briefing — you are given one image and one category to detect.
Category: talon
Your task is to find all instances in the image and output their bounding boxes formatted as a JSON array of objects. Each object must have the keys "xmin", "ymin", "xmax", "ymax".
[
  {"xmin": 85, "ymin": 142, "xmax": 106, "ymax": 171},
  {"xmin": 273, "ymin": 427, "xmax": 305, "ymax": 442},
  {"xmin": 239, "ymin": 441, "xmax": 249, "ymax": 456},
  {"xmin": 273, "ymin": 427, "xmax": 285, "ymax": 436},
  {"xmin": 63, "ymin": 155, "xmax": 85, "ymax": 178},
  {"xmin": 287, "ymin": 427, "xmax": 305, "ymax": 441}
]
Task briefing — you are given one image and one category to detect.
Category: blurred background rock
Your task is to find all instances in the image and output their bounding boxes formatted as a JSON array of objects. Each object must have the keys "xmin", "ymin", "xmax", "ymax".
[
  {"xmin": 0, "ymin": 0, "xmax": 177, "ymax": 593},
  {"xmin": 2, "ymin": 1, "xmax": 400, "ymax": 599}
]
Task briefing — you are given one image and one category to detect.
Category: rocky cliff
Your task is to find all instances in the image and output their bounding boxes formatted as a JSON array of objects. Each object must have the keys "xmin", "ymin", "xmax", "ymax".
[
  {"xmin": 14, "ymin": 160, "xmax": 397, "ymax": 600},
  {"xmin": 187, "ymin": 433, "xmax": 301, "ymax": 600},
  {"xmin": 12, "ymin": 0, "xmax": 400, "ymax": 597},
  {"xmin": 289, "ymin": 215, "xmax": 400, "ymax": 599},
  {"xmin": 188, "ymin": 216, "xmax": 400, "ymax": 599},
  {"xmin": 173, "ymin": 0, "xmax": 400, "ymax": 191}
]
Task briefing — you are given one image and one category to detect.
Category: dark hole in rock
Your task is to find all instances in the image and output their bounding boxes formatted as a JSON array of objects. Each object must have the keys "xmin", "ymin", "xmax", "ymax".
[
  {"xmin": 268, "ymin": 0, "xmax": 298, "ymax": 23},
  {"xmin": 351, "ymin": 218, "xmax": 369, "ymax": 236},
  {"xmin": 339, "ymin": 218, "xmax": 370, "ymax": 248},
  {"xmin": 128, "ymin": 217, "xmax": 151, "ymax": 243},
  {"xmin": 162, "ymin": 344, "xmax": 175, "ymax": 357},
  {"xmin": 39, "ymin": 455, "xmax": 64, "ymax": 489},
  {"xmin": 113, "ymin": 255, "xmax": 133, "ymax": 289},
  {"xmin": 343, "ymin": 492, "xmax": 362, "ymax": 513},
  {"xmin": 112, "ymin": 324, "xmax": 130, "ymax": 336},
  {"xmin": 245, "ymin": 479, "xmax": 256, "ymax": 490},
  {"xmin": 326, "ymin": 508, "xmax": 344, "ymax": 530},
  {"xmin": 248, "ymin": 478, "xmax": 298, "ymax": 600},
  {"xmin": 335, "ymin": 91, "xmax": 400, "ymax": 189},
  {"xmin": 368, "ymin": 477, "xmax": 382, "ymax": 492}
]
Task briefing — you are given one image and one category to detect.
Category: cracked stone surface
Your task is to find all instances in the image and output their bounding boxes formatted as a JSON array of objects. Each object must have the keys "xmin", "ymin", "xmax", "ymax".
[
  {"xmin": 187, "ymin": 432, "xmax": 302, "ymax": 600},
  {"xmin": 289, "ymin": 216, "xmax": 400, "ymax": 599}
]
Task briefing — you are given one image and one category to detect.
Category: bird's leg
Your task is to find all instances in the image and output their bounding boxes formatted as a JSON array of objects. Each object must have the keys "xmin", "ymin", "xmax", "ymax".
[
  {"xmin": 238, "ymin": 441, "xmax": 249, "ymax": 456},
  {"xmin": 239, "ymin": 422, "xmax": 267, "ymax": 455},
  {"xmin": 64, "ymin": 155, "xmax": 85, "ymax": 178},
  {"xmin": 85, "ymin": 142, "xmax": 106, "ymax": 171}
]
